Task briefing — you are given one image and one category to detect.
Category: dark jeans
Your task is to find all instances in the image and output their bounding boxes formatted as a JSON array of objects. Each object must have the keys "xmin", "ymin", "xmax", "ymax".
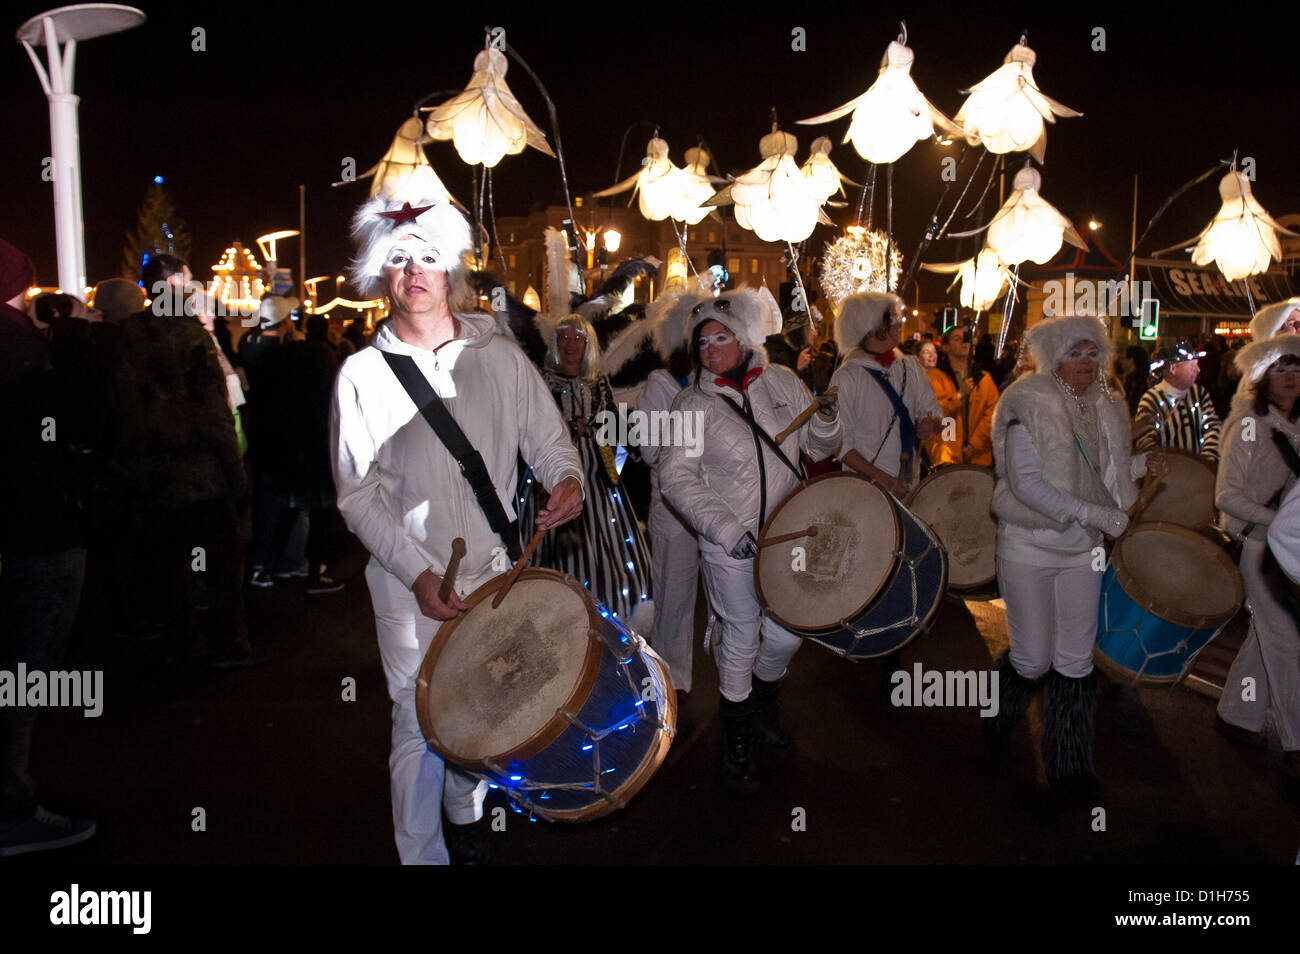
[
  {"xmin": 117, "ymin": 500, "xmax": 247, "ymax": 657},
  {"xmin": 0, "ymin": 548, "xmax": 86, "ymax": 821}
]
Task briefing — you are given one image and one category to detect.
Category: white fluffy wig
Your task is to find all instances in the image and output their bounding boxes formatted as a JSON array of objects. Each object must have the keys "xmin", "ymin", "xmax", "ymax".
[
  {"xmin": 1234, "ymin": 333, "xmax": 1300, "ymax": 384},
  {"xmin": 1249, "ymin": 297, "xmax": 1300, "ymax": 341},
  {"xmin": 543, "ymin": 313, "xmax": 602, "ymax": 380},
  {"xmin": 649, "ymin": 289, "xmax": 709, "ymax": 359},
  {"xmin": 1024, "ymin": 315, "xmax": 1113, "ymax": 373},
  {"xmin": 834, "ymin": 291, "xmax": 903, "ymax": 353},
  {"xmin": 348, "ymin": 193, "xmax": 474, "ymax": 310},
  {"xmin": 685, "ymin": 287, "xmax": 782, "ymax": 356}
]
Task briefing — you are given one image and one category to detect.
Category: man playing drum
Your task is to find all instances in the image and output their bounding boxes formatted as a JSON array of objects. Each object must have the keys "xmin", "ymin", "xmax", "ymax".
[
  {"xmin": 660, "ymin": 290, "xmax": 840, "ymax": 794},
  {"xmin": 1134, "ymin": 341, "xmax": 1221, "ymax": 463},
  {"xmin": 331, "ymin": 190, "xmax": 583, "ymax": 863}
]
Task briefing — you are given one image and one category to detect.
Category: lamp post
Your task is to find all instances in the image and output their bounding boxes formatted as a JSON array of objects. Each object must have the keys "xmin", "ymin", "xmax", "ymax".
[{"xmin": 17, "ymin": 4, "xmax": 145, "ymax": 293}]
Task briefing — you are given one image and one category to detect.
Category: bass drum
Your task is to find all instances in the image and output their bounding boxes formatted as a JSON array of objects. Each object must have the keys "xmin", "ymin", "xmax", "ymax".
[
  {"xmin": 415, "ymin": 568, "xmax": 676, "ymax": 822},
  {"xmin": 754, "ymin": 471, "xmax": 947, "ymax": 660},
  {"xmin": 906, "ymin": 464, "xmax": 998, "ymax": 597}
]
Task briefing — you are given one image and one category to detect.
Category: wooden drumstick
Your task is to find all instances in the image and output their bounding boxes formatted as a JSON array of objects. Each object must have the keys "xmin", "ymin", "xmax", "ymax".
[
  {"xmin": 774, "ymin": 387, "xmax": 837, "ymax": 445},
  {"xmin": 756, "ymin": 526, "xmax": 818, "ymax": 548},
  {"xmin": 491, "ymin": 528, "xmax": 547, "ymax": 609},
  {"xmin": 437, "ymin": 537, "xmax": 467, "ymax": 603}
]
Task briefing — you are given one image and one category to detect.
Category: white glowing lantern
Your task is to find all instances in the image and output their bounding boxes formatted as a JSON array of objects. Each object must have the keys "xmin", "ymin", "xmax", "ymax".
[
  {"xmin": 954, "ymin": 40, "xmax": 1081, "ymax": 162},
  {"xmin": 424, "ymin": 47, "xmax": 555, "ymax": 168},
  {"xmin": 799, "ymin": 37, "xmax": 961, "ymax": 164},
  {"xmin": 678, "ymin": 146, "xmax": 722, "ymax": 225},
  {"xmin": 359, "ymin": 117, "xmax": 456, "ymax": 202},
  {"xmin": 1191, "ymin": 171, "xmax": 1296, "ymax": 282},
  {"xmin": 593, "ymin": 137, "xmax": 687, "ymax": 221},
  {"xmin": 800, "ymin": 137, "xmax": 858, "ymax": 202},
  {"xmin": 922, "ymin": 248, "xmax": 1016, "ymax": 312},
  {"xmin": 522, "ymin": 286, "xmax": 541, "ymax": 311},
  {"xmin": 707, "ymin": 128, "xmax": 824, "ymax": 243},
  {"xmin": 665, "ymin": 247, "xmax": 689, "ymax": 291},
  {"xmin": 819, "ymin": 227, "xmax": 901, "ymax": 303},
  {"xmin": 976, "ymin": 166, "xmax": 1085, "ymax": 266}
]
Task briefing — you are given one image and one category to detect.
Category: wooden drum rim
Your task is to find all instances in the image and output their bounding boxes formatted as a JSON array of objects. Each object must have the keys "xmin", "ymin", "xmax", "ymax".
[{"xmin": 1111, "ymin": 521, "xmax": 1244, "ymax": 630}]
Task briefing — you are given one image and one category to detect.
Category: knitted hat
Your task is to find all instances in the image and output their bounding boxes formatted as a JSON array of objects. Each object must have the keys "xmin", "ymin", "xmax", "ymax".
[
  {"xmin": 1248, "ymin": 297, "xmax": 1300, "ymax": 340},
  {"xmin": 92, "ymin": 277, "xmax": 146, "ymax": 321},
  {"xmin": 1234, "ymin": 333, "xmax": 1300, "ymax": 384},
  {"xmin": 686, "ymin": 287, "xmax": 782, "ymax": 354},
  {"xmin": 834, "ymin": 291, "xmax": 903, "ymax": 353},
  {"xmin": 1023, "ymin": 315, "xmax": 1113, "ymax": 372},
  {"xmin": 0, "ymin": 238, "xmax": 36, "ymax": 304}
]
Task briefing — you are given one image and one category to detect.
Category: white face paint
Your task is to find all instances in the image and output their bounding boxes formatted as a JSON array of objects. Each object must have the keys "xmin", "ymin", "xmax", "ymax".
[{"xmin": 384, "ymin": 237, "xmax": 442, "ymax": 271}]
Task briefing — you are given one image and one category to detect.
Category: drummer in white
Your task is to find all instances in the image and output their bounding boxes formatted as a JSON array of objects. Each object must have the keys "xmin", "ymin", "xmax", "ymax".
[{"xmin": 331, "ymin": 191, "xmax": 583, "ymax": 863}]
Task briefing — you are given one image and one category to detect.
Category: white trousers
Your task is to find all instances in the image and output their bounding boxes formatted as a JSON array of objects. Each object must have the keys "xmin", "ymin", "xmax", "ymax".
[
  {"xmin": 699, "ymin": 544, "xmax": 803, "ymax": 702},
  {"xmin": 648, "ymin": 489, "xmax": 700, "ymax": 693},
  {"xmin": 1217, "ymin": 538, "xmax": 1300, "ymax": 751},
  {"xmin": 997, "ymin": 557, "xmax": 1100, "ymax": 680},
  {"xmin": 365, "ymin": 560, "xmax": 488, "ymax": 865}
]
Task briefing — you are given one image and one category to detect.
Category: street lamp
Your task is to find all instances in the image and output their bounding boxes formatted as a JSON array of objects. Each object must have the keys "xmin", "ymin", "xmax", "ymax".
[{"xmin": 17, "ymin": 4, "xmax": 146, "ymax": 292}]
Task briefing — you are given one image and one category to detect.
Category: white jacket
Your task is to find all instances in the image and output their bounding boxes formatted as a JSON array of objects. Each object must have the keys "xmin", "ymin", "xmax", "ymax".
[
  {"xmin": 830, "ymin": 348, "xmax": 941, "ymax": 482},
  {"xmin": 331, "ymin": 314, "xmax": 583, "ymax": 590},
  {"xmin": 660, "ymin": 355, "xmax": 841, "ymax": 554},
  {"xmin": 1216, "ymin": 394, "xmax": 1300, "ymax": 542}
]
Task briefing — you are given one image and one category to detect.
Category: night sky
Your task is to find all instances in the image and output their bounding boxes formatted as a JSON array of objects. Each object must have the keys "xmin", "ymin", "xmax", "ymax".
[{"xmin": 4, "ymin": 3, "xmax": 1298, "ymax": 299}]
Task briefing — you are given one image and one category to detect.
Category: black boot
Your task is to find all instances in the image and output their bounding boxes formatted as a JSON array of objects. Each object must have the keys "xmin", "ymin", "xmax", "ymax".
[
  {"xmin": 984, "ymin": 653, "xmax": 1043, "ymax": 762},
  {"xmin": 1042, "ymin": 670, "xmax": 1099, "ymax": 793},
  {"xmin": 751, "ymin": 676, "xmax": 794, "ymax": 757},
  {"xmin": 443, "ymin": 815, "xmax": 489, "ymax": 865},
  {"xmin": 719, "ymin": 696, "xmax": 760, "ymax": 795}
]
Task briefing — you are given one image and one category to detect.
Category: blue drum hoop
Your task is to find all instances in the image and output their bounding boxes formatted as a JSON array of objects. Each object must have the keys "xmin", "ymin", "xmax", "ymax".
[{"xmin": 416, "ymin": 568, "xmax": 676, "ymax": 822}]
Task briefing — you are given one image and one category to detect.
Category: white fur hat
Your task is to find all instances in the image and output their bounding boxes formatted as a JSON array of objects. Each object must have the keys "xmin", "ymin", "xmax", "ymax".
[
  {"xmin": 686, "ymin": 287, "xmax": 782, "ymax": 354},
  {"xmin": 835, "ymin": 292, "xmax": 903, "ymax": 353},
  {"xmin": 1024, "ymin": 315, "xmax": 1113, "ymax": 372},
  {"xmin": 649, "ymin": 289, "xmax": 708, "ymax": 358},
  {"xmin": 348, "ymin": 193, "xmax": 472, "ymax": 301},
  {"xmin": 1249, "ymin": 297, "xmax": 1300, "ymax": 341},
  {"xmin": 258, "ymin": 294, "xmax": 299, "ymax": 328},
  {"xmin": 1234, "ymin": 333, "xmax": 1300, "ymax": 384}
]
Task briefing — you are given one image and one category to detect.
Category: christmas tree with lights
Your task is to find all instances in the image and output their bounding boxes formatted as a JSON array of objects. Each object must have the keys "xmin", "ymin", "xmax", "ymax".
[
  {"xmin": 120, "ymin": 176, "xmax": 192, "ymax": 281},
  {"xmin": 208, "ymin": 241, "xmax": 266, "ymax": 315}
]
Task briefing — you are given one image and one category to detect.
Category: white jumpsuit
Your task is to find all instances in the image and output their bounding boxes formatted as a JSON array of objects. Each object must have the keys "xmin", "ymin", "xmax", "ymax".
[
  {"xmin": 660, "ymin": 356, "xmax": 840, "ymax": 702},
  {"xmin": 332, "ymin": 315, "xmax": 583, "ymax": 863}
]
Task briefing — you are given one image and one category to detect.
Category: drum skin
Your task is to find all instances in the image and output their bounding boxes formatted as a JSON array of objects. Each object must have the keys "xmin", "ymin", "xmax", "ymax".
[
  {"xmin": 1132, "ymin": 448, "xmax": 1216, "ymax": 529},
  {"xmin": 906, "ymin": 465, "xmax": 997, "ymax": 590},
  {"xmin": 416, "ymin": 568, "xmax": 676, "ymax": 822},
  {"xmin": 755, "ymin": 472, "xmax": 948, "ymax": 660},
  {"xmin": 1095, "ymin": 522, "xmax": 1244, "ymax": 684}
]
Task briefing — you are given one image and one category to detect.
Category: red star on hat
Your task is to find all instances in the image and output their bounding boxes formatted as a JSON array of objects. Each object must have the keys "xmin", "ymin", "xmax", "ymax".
[{"xmin": 377, "ymin": 202, "xmax": 432, "ymax": 226}]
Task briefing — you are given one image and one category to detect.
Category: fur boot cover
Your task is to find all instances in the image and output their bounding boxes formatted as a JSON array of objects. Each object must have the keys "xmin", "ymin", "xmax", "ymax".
[{"xmin": 1042, "ymin": 669, "xmax": 1097, "ymax": 785}]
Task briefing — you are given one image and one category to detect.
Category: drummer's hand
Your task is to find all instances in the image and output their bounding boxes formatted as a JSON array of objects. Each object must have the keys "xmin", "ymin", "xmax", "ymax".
[
  {"xmin": 730, "ymin": 532, "xmax": 758, "ymax": 560},
  {"xmin": 796, "ymin": 347, "xmax": 812, "ymax": 373},
  {"xmin": 815, "ymin": 387, "xmax": 838, "ymax": 419},
  {"xmin": 1145, "ymin": 452, "xmax": 1167, "ymax": 478},
  {"xmin": 536, "ymin": 476, "xmax": 582, "ymax": 530},
  {"xmin": 887, "ymin": 475, "xmax": 911, "ymax": 499},
  {"xmin": 412, "ymin": 568, "xmax": 468, "ymax": 621},
  {"xmin": 916, "ymin": 415, "xmax": 940, "ymax": 440}
]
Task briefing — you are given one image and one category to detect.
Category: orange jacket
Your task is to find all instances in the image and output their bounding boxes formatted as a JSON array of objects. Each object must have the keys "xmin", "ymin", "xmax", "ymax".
[{"xmin": 924, "ymin": 364, "xmax": 999, "ymax": 467}]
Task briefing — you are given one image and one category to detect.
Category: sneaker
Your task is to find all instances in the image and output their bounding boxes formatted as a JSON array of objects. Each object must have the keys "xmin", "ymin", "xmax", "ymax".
[
  {"xmin": 205, "ymin": 644, "xmax": 272, "ymax": 671},
  {"xmin": 306, "ymin": 572, "xmax": 344, "ymax": 595},
  {"xmin": 249, "ymin": 569, "xmax": 274, "ymax": 588},
  {"xmin": 0, "ymin": 805, "xmax": 96, "ymax": 857},
  {"xmin": 274, "ymin": 564, "xmax": 309, "ymax": 579}
]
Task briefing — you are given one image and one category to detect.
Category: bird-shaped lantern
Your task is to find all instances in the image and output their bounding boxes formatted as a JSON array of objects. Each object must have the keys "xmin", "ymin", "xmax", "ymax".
[
  {"xmin": 954, "ymin": 39, "xmax": 1081, "ymax": 162},
  {"xmin": 799, "ymin": 33, "xmax": 962, "ymax": 165},
  {"xmin": 956, "ymin": 166, "xmax": 1085, "ymax": 266},
  {"xmin": 594, "ymin": 137, "xmax": 688, "ymax": 221},
  {"xmin": 800, "ymin": 136, "xmax": 860, "ymax": 202},
  {"xmin": 922, "ymin": 247, "xmax": 1021, "ymax": 312},
  {"xmin": 424, "ymin": 47, "xmax": 556, "ymax": 168},
  {"xmin": 706, "ymin": 127, "xmax": 829, "ymax": 243},
  {"xmin": 678, "ymin": 145, "xmax": 723, "ymax": 224},
  {"xmin": 359, "ymin": 117, "xmax": 456, "ymax": 201},
  {"xmin": 1190, "ymin": 171, "xmax": 1296, "ymax": 282}
]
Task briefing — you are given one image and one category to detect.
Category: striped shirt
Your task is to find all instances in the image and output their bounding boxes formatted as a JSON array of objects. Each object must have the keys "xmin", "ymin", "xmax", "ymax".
[{"xmin": 1134, "ymin": 380, "xmax": 1221, "ymax": 460}]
